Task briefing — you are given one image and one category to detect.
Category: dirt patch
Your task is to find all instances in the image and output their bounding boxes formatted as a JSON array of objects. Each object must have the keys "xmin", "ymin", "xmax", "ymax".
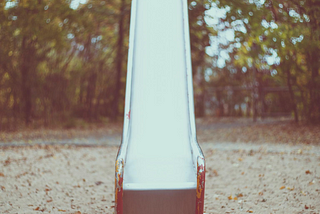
[
  {"xmin": 197, "ymin": 118, "xmax": 320, "ymax": 145},
  {"xmin": 1, "ymin": 118, "xmax": 320, "ymax": 147}
]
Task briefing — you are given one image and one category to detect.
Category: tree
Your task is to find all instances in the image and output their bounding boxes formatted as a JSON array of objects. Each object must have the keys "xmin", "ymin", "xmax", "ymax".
[
  {"xmin": 2, "ymin": 0, "xmax": 76, "ymax": 125},
  {"xmin": 188, "ymin": 0, "xmax": 217, "ymax": 117},
  {"xmin": 211, "ymin": 0, "xmax": 320, "ymax": 123}
]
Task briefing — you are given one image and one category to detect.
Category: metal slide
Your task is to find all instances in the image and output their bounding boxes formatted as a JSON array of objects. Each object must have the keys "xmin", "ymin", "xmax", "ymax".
[{"xmin": 115, "ymin": 0, "xmax": 205, "ymax": 213}]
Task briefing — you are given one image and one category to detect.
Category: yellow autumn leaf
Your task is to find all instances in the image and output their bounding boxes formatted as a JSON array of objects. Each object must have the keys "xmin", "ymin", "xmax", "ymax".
[{"xmin": 237, "ymin": 193, "xmax": 244, "ymax": 197}]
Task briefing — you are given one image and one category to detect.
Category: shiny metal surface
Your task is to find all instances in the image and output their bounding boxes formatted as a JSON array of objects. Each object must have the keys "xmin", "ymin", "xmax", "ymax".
[
  {"xmin": 123, "ymin": 0, "xmax": 195, "ymax": 191},
  {"xmin": 115, "ymin": 0, "xmax": 205, "ymax": 213}
]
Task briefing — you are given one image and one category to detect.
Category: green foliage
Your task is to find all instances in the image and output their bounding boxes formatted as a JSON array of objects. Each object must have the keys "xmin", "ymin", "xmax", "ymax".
[
  {"xmin": 0, "ymin": 0, "xmax": 214, "ymax": 129},
  {"xmin": 0, "ymin": 0, "xmax": 126, "ymax": 129},
  {"xmin": 210, "ymin": 0, "xmax": 320, "ymax": 122},
  {"xmin": 188, "ymin": 0, "xmax": 217, "ymax": 116},
  {"xmin": 2, "ymin": 0, "xmax": 317, "ymax": 129}
]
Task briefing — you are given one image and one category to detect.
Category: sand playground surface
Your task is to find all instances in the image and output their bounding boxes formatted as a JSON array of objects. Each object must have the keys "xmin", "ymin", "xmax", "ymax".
[
  {"xmin": 1, "ymin": 119, "xmax": 320, "ymax": 213},
  {"xmin": 0, "ymin": 142, "xmax": 319, "ymax": 214}
]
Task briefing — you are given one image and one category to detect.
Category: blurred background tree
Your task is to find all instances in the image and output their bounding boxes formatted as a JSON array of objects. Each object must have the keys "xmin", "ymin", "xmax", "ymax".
[
  {"xmin": 207, "ymin": 0, "xmax": 320, "ymax": 122},
  {"xmin": 0, "ymin": 0, "xmax": 319, "ymax": 130}
]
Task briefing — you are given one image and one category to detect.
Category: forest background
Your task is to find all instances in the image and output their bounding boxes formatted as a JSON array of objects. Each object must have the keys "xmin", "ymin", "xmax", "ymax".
[{"xmin": 0, "ymin": 0, "xmax": 319, "ymax": 131}]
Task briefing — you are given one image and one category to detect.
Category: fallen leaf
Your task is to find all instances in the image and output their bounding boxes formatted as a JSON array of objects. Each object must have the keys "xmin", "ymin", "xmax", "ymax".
[
  {"xmin": 4, "ymin": 158, "xmax": 11, "ymax": 166},
  {"xmin": 241, "ymin": 172, "xmax": 245, "ymax": 175},
  {"xmin": 287, "ymin": 187, "xmax": 294, "ymax": 191},
  {"xmin": 236, "ymin": 193, "xmax": 244, "ymax": 197},
  {"xmin": 247, "ymin": 210, "xmax": 253, "ymax": 213},
  {"xmin": 305, "ymin": 205, "xmax": 309, "ymax": 209},
  {"xmin": 280, "ymin": 186, "xmax": 285, "ymax": 190},
  {"xmin": 58, "ymin": 209, "xmax": 66, "ymax": 212},
  {"xmin": 0, "ymin": 172, "xmax": 4, "ymax": 177},
  {"xmin": 228, "ymin": 195, "xmax": 233, "ymax": 200},
  {"xmin": 309, "ymin": 180, "xmax": 315, "ymax": 185},
  {"xmin": 34, "ymin": 207, "xmax": 40, "ymax": 211},
  {"xmin": 258, "ymin": 192, "xmax": 263, "ymax": 196},
  {"xmin": 305, "ymin": 170, "xmax": 312, "ymax": 174},
  {"xmin": 95, "ymin": 181, "xmax": 104, "ymax": 186},
  {"xmin": 213, "ymin": 169, "xmax": 218, "ymax": 176},
  {"xmin": 238, "ymin": 157, "xmax": 243, "ymax": 161},
  {"xmin": 234, "ymin": 197, "xmax": 238, "ymax": 200}
]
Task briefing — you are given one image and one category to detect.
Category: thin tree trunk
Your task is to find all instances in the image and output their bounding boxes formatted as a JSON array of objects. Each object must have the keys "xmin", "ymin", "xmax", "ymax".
[
  {"xmin": 13, "ymin": 91, "xmax": 17, "ymax": 130},
  {"xmin": 21, "ymin": 37, "xmax": 32, "ymax": 125},
  {"xmin": 286, "ymin": 69, "xmax": 298, "ymax": 123},
  {"xmin": 86, "ymin": 71, "xmax": 97, "ymax": 120},
  {"xmin": 112, "ymin": 0, "xmax": 126, "ymax": 121},
  {"xmin": 252, "ymin": 67, "xmax": 257, "ymax": 122},
  {"xmin": 260, "ymin": 89, "xmax": 265, "ymax": 120},
  {"xmin": 216, "ymin": 90, "xmax": 223, "ymax": 117},
  {"xmin": 309, "ymin": 51, "xmax": 319, "ymax": 123},
  {"xmin": 307, "ymin": 8, "xmax": 320, "ymax": 123}
]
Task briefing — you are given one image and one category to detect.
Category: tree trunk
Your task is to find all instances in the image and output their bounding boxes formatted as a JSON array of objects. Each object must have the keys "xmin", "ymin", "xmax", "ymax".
[
  {"xmin": 309, "ymin": 51, "xmax": 319, "ymax": 123},
  {"xmin": 79, "ymin": 77, "xmax": 85, "ymax": 106},
  {"xmin": 252, "ymin": 68, "xmax": 257, "ymax": 122},
  {"xmin": 307, "ymin": 7, "xmax": 320, "ymax": 123},
  {"xmin": 20, "ymin": 37, "xmax": 32, "ymax": 125},
  {"xmin": 112, "ymin": 0, "xmax": 126, "ymax": 121},
  {"xmin": 13, "ymin": 91, "xmax": 17, "ymax": 130},
  {"xmin": 286, "ymin": 69, "xmax": 298, "ymax": 123},
  {"xmin": 86, "ymin": 71, "xmax": 97, "ymax": 120},
  {"xmin": 246, "ymin": 101, "xmax": 251, "ymax": 118},
  {"xmin": 216, "ymin": 91, "xmax": 224, "ymax": 117}
]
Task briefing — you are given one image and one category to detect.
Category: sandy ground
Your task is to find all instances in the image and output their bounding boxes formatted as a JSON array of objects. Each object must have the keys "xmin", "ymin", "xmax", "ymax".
[{"xmin": 1, "ymin": 142, "xmax": 320, "ymax": 214}]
